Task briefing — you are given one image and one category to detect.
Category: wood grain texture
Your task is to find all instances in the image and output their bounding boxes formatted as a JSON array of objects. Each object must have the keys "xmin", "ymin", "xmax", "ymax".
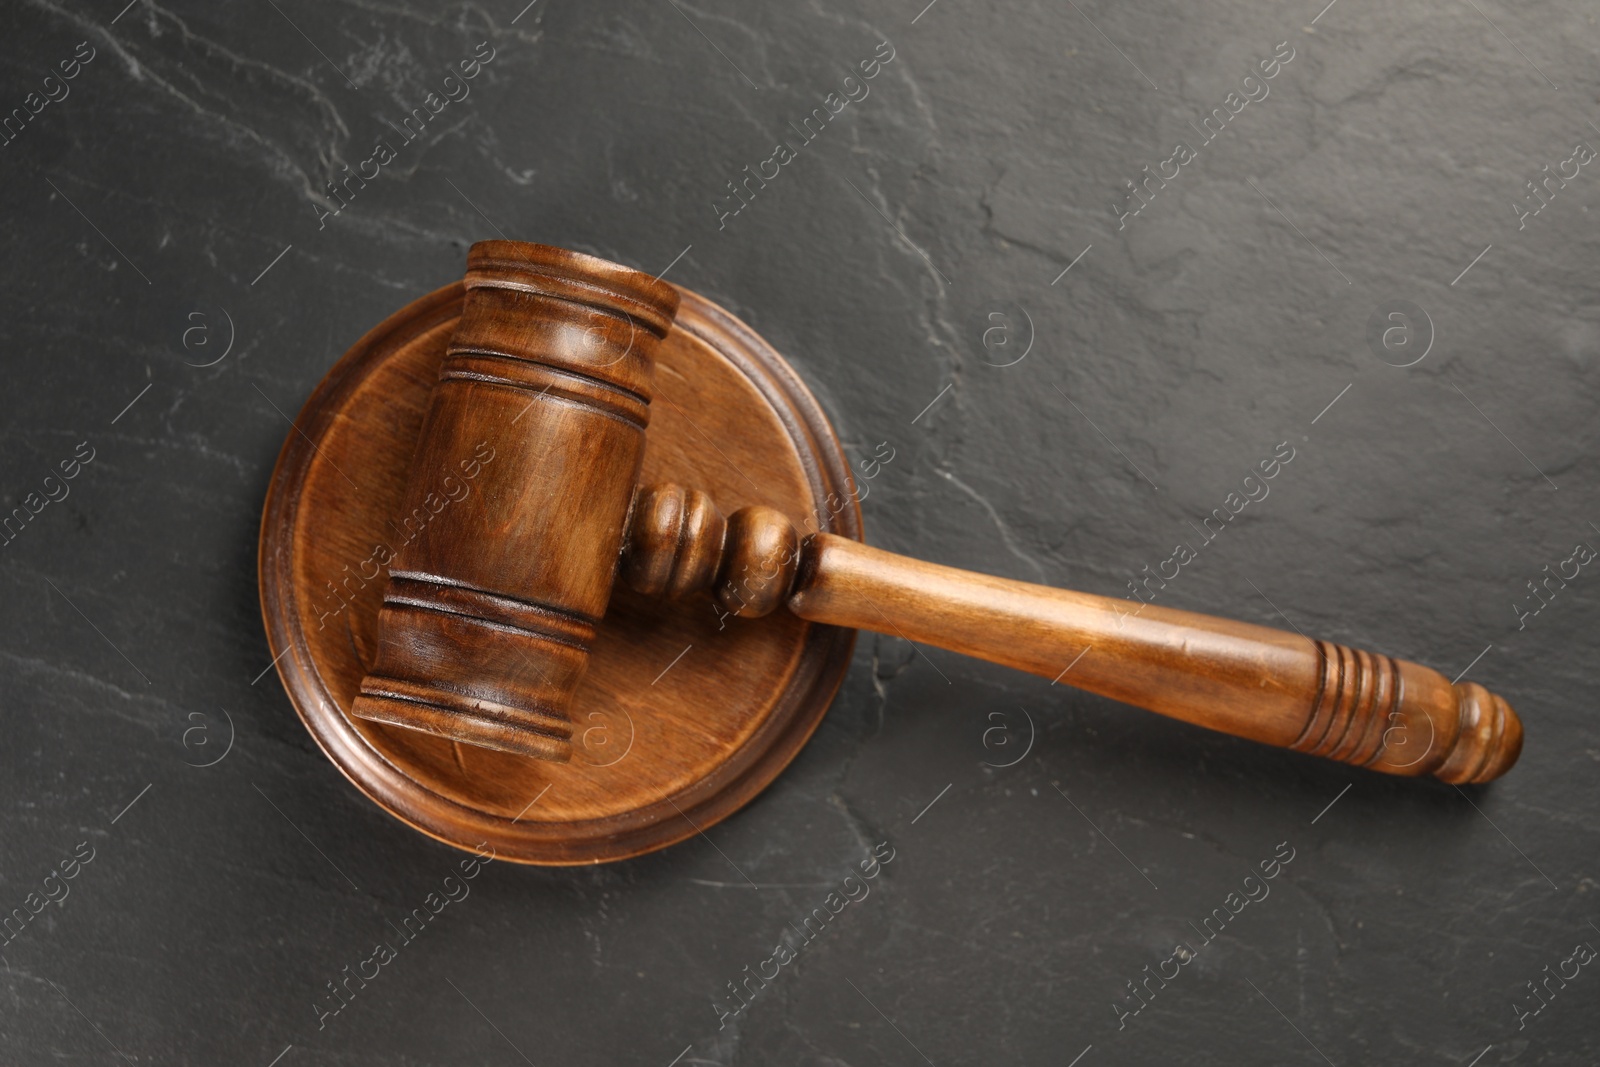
[
  {"xmin": 258, "ymin": 275, "xmax": 861, "ymax": 865},
  {"xmin": 350, "ymin": 242, "xmax": 681, "ymax": 761},
  {"xmin": 628, "ymin": 500, "xmax": 1522, "ymax": 784},
  {"xmin": 785, "ymin": 533, "xmax": 1521, "ymax": 784}
]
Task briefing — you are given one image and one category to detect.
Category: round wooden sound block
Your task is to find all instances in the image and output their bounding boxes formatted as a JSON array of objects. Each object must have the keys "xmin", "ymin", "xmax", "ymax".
[{"xmin": 259, "ymin": 281, "xmax": 861, "ymax": 865}]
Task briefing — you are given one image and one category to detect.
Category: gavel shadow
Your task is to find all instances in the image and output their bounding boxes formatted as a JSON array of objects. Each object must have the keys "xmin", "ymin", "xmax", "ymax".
[
  {"xmin": 800, "ymin": 640, "xmax": 1488, "ymax": 839},
  {"xmin": 1040, "ymin": 680, "xmax": 1488, "ymax": 826}
]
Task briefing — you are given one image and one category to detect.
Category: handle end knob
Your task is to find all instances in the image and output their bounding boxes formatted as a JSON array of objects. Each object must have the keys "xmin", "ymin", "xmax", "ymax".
[
  {"xmin": 1293, "ymin": 642, "xmax": 1523, "ymax": 783},
  {"xmin": 1434, "ymin": 682, "xmax": 1523, "ymax": 785}
]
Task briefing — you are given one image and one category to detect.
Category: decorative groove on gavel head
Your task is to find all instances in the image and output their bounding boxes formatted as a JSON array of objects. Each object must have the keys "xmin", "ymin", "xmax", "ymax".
[{"xmin": 351, "ymin": 241, "xmax": 680, "ymax": 762}]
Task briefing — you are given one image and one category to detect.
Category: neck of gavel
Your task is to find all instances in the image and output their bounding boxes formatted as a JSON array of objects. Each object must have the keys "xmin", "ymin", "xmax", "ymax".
[{"xmin": 624, "ymin": 484, "xmax": 1522, "ymax": 785}]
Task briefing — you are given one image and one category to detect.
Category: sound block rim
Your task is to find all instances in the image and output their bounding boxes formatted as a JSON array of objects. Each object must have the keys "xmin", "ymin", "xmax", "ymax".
[{"xmin": 259, "ymin": 279, "xmax": 861, "ymax": 865}]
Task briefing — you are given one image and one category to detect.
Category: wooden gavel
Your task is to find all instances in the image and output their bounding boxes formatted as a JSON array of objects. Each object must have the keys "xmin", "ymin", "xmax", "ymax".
[{"xmin": 349, "ymin": 241, "xmax": 1521, "ymax": 786}]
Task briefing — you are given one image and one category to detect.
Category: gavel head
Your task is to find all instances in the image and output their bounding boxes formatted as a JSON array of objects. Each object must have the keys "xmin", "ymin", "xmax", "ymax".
[{"xmin": 350, "ymin": 241, "xmax": 680, "ymax": 762}]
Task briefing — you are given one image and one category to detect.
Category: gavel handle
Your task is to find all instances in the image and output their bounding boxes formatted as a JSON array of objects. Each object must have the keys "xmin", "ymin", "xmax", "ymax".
[
  {"xmin": 785, "ymin": 534, "xmax": 1519, "ymax": 783},
  {"xmin": 623, "ymin": 487, "xmax": 1523, "ymax": 784}
]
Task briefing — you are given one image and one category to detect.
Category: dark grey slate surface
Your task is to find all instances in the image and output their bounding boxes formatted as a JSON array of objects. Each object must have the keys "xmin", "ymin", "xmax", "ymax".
[{"xmin": 0, "ymin": 0, "xmax": 1595, "ymax": 1063}]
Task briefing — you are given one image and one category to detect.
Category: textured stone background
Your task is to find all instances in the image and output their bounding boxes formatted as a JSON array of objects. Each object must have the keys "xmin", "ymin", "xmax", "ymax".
[{"xmin": 1, "ymin": 0, "xmax": 1597, "ymax": 1063}]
